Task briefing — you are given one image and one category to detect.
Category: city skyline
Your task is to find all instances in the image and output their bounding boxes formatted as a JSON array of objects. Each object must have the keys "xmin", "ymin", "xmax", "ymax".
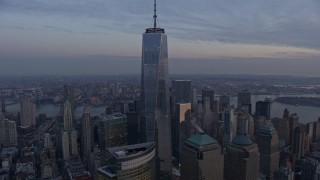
[{"xmin": 1, "ymin": 0, "xmax": 320, "ymax": 76}]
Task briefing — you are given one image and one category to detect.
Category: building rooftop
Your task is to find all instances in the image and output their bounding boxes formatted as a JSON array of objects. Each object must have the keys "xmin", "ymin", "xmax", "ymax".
[
  {"xmin": 99, "ymin": 113, "xmax": 126, "ymax": 122},
  {"xmin": 108, "ymin": 142, "xmax": 155, "ymax": 159},
  {"xmin": 97, "ymin": 166, "xmax": 116, "ymax": 178},
  {"xmin": 259, "ymin": 125, "xmax": 276, "ymax": 133},
  {"xmin": 65, "ymin": 156, "xmax": 91, "ymax": 179},
  {"xmin": 186, "ymin": 133, "xmax": 218, "ymax": 147},
  {"xmin": 232, "ymin": 135, "xmax": 253, "ymax": 146}
]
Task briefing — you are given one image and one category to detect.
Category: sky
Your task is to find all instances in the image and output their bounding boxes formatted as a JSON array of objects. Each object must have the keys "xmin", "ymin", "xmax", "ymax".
[{"xmin": 1, "ymin": 0, "xmax": 320, "ymax": 76}]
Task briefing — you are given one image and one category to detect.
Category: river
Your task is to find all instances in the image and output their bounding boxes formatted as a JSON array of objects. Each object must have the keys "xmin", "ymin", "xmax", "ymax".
[{"xmin": 5, "ymin": 94, "xmax": 320, "ymax": 124}]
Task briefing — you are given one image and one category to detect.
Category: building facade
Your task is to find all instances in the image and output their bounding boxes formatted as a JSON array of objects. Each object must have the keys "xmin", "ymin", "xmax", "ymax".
[
  {"xmin": 181, "ymin": 133, "xmax": 224, "ymax": 180},
  {"xmin": 97, "ymin": 142, "xmax": 156, "ymax": 180}
]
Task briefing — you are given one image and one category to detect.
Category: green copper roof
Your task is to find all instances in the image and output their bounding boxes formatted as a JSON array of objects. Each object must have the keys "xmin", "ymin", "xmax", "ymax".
[
  {"xmin": 259, "ymin": 125, "xmax": 275, "ymax": 133},
  {"xmin": 232, "ymin": 135, "xmax": 253, "ymax": 146},
  {"xmin": 187, "ymin": 134, "xmax": 218, "ymax": 147}
]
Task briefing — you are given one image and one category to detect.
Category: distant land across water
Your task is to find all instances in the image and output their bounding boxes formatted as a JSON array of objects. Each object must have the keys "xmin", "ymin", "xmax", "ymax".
[{"xmin": 5, "ymin": 94, "xmax": 320, "ymax": 124}]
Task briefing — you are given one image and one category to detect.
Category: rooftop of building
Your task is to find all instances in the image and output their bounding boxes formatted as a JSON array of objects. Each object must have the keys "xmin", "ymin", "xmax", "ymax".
[
  {"xmin": 259, "ymin": 125, "xmax": 276, "ymax": 134},
  {"xmin": 16, "ymin": 162, "xmax": 34, "ymax": 174},
  {"xmin": 97, "ymin": 166, "xmax": 116, "ymax": 178},
  {"xmin": 65, "ymin": 156, "xmax": 91, "ymax": 178},
  {"xmin": 99, "ymin": 113, "xmax": 126, "ymax": 122},
  {"xmin": 232, "ymin": 135, "xmax": 253, "ymax": 146},
  {"xmin": 108, "ymin": 142, "xmax": 155, "ymax": 159},
  {"xmin": 1, "ymin": 147, "xmax": 18, "ymax": 157},
  {"xmin": 186, "ymin": 133, "xmax": 218, "ymax": 148}
]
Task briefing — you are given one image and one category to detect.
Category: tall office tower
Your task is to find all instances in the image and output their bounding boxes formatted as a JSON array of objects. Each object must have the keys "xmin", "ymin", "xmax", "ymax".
[
  {"xmin": 1, "ymin": 94, "xmax": 5, "ymax": 113},
  {"xmin": 127, "ymin": 111, "xmax": 140, "ymax": 144},
  {"xmin": 237, "ymin": 89, "xmax": 252, "ymax": 114},
  {"xmin": 171, "ymin": 103, "xmax": 191, "ymax": 160},
  {"xmin": 81, "ymin": 107, "xmax": 91, "ymax": 159},
  {"xmin": 20, "ymin": 98, "xmax": 36, "ymax": 128},
  {"xmin": 272, "ymin": 109, "xmax": 291, "ymax": 146},
  {"xmin": 202, "ymin": 87, "xmax": 214, "ymax": 111},
  {"xmin": 171, "ymin": 80, "xmax": 192, "ymax": 104},
  {"xmin": 64, "ymin": 85, "xmax": 74, "ymax": 104},
  {"xmin": 97, "ymin": 142, "xmax": 156, "ymax": 180},
  {"xmin": 289, "ymin": 113, "xmax": 300, "ymax": 146},
  {"xmin": 220, "ymin": 94, "xmax": 230, "ymax": 111},
  {"xmin": 202, "ymin": 97, "xmax": 213, "ymax": 135},
  {"xmin": 224, "ymin": 110, "xmax": 260, "ymax": 180},
  {"xmin": 192, "ymin": 88, "xmax": 197, "ymax": 112},
  {"xmin": 312, "ymin": 121, "xmax": 320, "ymax": 143},
  {"xmin": 257, "ymin": 124, "xmax": 280, "ymax": 180},
  {"xmin": 62, "ymin": 100, "xmax": 78, "ymax": 160},
  {"xmin": 70, "ymin": 130, "xmax": 78, "ymax": 155},
  {"xmin": 237, "ymin": 111, "xmax": 254, "ymax": 138},
  {"xmin": 255, "ymin": 97, "xmax": 272, "ymax": 119},
  {"xmin": 274, "ymin": 167, "xmax": 294, "ymax": 180},
  {"xmin": 63, "ymin": 100, "xmax": 73, "ymax": 132},
  {"xmin": 291, "ymin": 125, "xmax": 306, "ymax": 160},
  {"xmin": 62, "ymin": 132, "xmax": 70, "ymax": 159},
  {"xmin": 181, "ymin": 133, "xmax": 223, "ymax": 180},
  {"xmin": 4, "ymin": 120, "xmax": 18, "ymax": 147},
  {"xmin": 98, "ymin": 113, "xmax": 127, "ymax": 164},
  {"xmin": 223, "ymin": 107, "xmax": 237, "ymax": 151},
  {"xmin": 171, "ymin": 80, "xmax": 192, "ymax": 116},
  {"xmin": 0, "ymin": 111, "xmax": 4, "ymax": 146},
  {"xmin": 140, "ymin": 0, "xmax": 172, "ymax": 178}
]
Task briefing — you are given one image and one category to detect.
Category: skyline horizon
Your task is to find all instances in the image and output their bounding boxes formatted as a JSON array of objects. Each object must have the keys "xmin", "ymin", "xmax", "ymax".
[{"xmin": 1, "ymin": 0, "xmax": 320, "ymax": 76}]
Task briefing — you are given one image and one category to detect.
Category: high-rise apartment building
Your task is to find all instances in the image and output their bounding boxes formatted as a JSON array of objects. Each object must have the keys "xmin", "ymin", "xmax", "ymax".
[
  {"xmin": 257, "ymin": 124, "xmax": 280, "ymax": 179},
  {"xmin": 180, "ymin": 133, "xmax": 224, "ymax": 180},
  {"xmin": 140, "ymin": 1, "xmax": 172, "ymax": 178},
  {"xmin": 20, "ymin": 98, "xmax": 35, "ymax": 128}
]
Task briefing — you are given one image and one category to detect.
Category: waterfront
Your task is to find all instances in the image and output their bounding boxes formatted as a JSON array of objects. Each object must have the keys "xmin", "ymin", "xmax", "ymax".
[{"xmin": 5, "ymin": 94, "xmax": 320, "ymax": 124}]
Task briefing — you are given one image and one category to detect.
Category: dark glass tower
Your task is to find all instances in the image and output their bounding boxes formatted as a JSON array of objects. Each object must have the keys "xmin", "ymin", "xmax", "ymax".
[{"xmin": 140, "ymin": 0, "xmax": 172, "ymax": 178}]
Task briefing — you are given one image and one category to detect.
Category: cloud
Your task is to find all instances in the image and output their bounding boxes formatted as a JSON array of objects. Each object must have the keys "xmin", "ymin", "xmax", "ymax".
[{"xmin": 0, "ymin": 0, "xmax": 320, "ymax": 51}]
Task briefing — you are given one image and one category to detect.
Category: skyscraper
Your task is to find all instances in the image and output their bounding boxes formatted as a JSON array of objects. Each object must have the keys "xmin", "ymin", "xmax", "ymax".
[
  {"xmin": 61, "ymin": 100, "xmax": 78, "ymax": 160},
  {"xmin": 171, "ymin": 103, "xmax": 191, "ymax": 160},
  {"xmin": 180, "ymin": 133, "xmax": 224, "ymax": 180},
  {"xmin": 81, "ymin": 107, "xmax": 91, "ymax": 159},
  {"xmin": 140, "ymin": 0, "xmax": 172, "ymax": 178},
  {"xmin": 20, "ymin": 98, "xmax": 36, "ymax": 128},
  {"xmin": 98, "ymin": 113, "xmax": 127, "ymax": 164},
  {"xmin": 224, "ymin": 109, "xmax": 260, "ymax": 180},
  {"xmin": 255, "ymin": 97, "xmax": 271, "ymax": 119},
  {"xmin": 257, "ymin": 124, "xmax": 280, "ymax": 179},
  {"xmin": 171, "ymin": 80, "xmax": 192, "ymax": 104},
  {"xmin": 63, "ymin": 100, "xmax": 73, "ymax": 132},
  {"xmin": 0, "ymin": 111, "xmax": 4, "ymax": 147},
  {"xmin": 202, "ymin": 87, "xmax": 214, "ymax": 111},
  {"xmin": 237, "ymin": 89, "xmax": 252, "ymax": 114}
]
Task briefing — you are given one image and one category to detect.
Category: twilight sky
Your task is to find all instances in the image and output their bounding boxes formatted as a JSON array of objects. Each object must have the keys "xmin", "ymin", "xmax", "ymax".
[{"xmin": 1, "ymin": 0, "xmax": 320, "ymax": 76}]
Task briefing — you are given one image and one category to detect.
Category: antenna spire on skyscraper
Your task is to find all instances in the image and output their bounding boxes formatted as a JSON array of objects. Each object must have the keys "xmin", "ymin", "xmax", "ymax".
[{"xmin": 153, "ymin": 0, "xmax": 157, "ymax": 29}]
